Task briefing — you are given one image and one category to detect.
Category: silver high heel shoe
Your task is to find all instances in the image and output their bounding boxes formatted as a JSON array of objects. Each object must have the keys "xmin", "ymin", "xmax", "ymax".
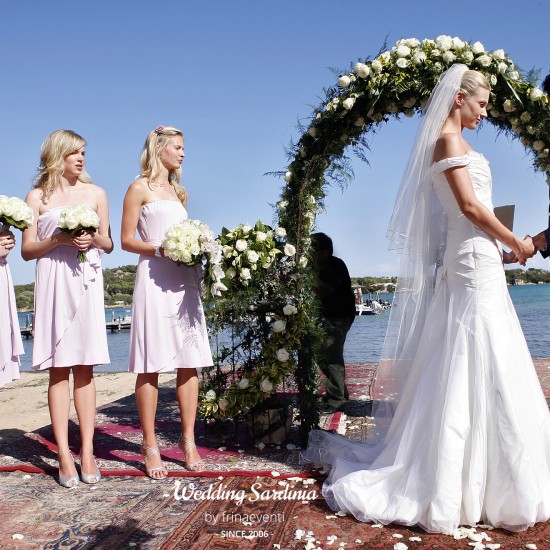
[
  {"xmin": 58, "ymin": 454, "xmax": 79, "ymax": 488},
  {"xmin": 79, "ymin": 454, "xmax": 101, "ymax": 484}
]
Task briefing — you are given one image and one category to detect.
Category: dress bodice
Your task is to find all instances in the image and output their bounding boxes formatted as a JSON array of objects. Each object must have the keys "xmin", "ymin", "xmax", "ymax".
[
  {"xmin": 431, "ymin": 151, "xmax": 493, "ymax": 233},
  {"xmin": 37, "ymin": 206, "xmax": 66, "ymax": 240},
  {"xmin": 138, "ymin": 200, "xmax": 187, "ymax": 245}
]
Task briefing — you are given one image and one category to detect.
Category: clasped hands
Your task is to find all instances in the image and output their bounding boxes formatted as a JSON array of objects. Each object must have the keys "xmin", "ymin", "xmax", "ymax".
[
  {"xmin": 60, "ymin": 229, "xmax": 95, "ymax": 252},
  {"xmin": 503, "ymin": 232, "xmax": 547, "ymax": 265}
]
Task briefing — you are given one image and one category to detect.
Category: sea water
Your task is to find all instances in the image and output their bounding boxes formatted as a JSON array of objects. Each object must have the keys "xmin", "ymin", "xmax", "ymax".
[{"xmin": 16, "ymin": 285, "xmax": 550, "ymax": 371}]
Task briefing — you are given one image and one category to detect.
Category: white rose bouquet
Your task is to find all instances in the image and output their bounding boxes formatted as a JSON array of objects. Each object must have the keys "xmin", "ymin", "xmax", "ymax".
[
  {"xmin": 161, "ymin": 219, "xmax": 227, "ymax": 299},
  {"xmin": 57, "ymin": 205, "xmax": 100, "ymax": 263},
  {"xmin": 0, "ymin": 195, "xmax": 34, "ymax": 231}
]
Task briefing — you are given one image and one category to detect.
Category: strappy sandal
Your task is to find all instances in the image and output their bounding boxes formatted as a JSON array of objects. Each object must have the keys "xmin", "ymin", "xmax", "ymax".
[
  {"xmin": 141, "ymin": 445, "xmax": 168, "ymax": 479},
  {"xmin": 178, "ymin": 435, "xmax": 204, "ymax": 472}
]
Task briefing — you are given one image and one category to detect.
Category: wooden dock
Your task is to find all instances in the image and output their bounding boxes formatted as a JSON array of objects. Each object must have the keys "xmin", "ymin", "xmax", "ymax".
[{"xmin": 20, "ymin": 313, "xmax": 133, "ymax": 337}]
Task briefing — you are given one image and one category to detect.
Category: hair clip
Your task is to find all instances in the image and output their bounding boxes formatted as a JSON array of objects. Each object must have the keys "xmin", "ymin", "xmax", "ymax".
[{"xmin": 154, "ymin": 126, "xmax": 164, "ymax": 135}]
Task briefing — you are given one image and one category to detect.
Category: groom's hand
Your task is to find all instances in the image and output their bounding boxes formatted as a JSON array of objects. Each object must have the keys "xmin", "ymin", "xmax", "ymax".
[{"xmin": 531, "ymin": 232, "xmax": 548, "ymax": 252}]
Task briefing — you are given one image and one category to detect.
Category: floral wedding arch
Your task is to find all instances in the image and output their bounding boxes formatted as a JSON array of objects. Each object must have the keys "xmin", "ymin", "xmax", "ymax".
[{"xmin": 202, "ymin": 36, "xmax": 549, "ymax": 440}]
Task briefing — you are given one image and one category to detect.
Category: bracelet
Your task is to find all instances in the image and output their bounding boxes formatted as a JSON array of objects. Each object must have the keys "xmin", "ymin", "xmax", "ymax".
[{"xmin": 154, "ymin": 245, "xmax": 162, "ymax": 258}]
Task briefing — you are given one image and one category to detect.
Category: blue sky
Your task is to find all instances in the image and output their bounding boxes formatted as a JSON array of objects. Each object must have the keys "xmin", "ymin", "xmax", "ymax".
[{"xmin": 1, "ymin": 0, "xmax": 549, "ymax": 284}]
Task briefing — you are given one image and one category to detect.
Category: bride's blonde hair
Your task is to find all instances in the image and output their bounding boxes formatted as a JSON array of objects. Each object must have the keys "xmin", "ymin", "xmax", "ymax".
[
  {"xmin": 140, "ymin": 125, "xmax": 188, "ymax": 205},
  {"xmin": 460, "ymin": 70, "xmax": 491, "ymax": 96},
  {"xmin": 34, "ymin": 130, "xmax": 92, "ymax": 199}
]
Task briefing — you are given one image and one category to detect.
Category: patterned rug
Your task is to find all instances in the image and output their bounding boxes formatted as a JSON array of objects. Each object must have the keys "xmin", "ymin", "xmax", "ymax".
[{"xmin": 0, "ymin": 363, "xmax": 377, "ymax": 478}]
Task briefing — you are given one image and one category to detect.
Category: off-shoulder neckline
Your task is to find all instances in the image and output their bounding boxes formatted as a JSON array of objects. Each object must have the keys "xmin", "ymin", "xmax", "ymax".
[{"xmin": 432, "ymin": 150, "xmax": 486, "ymax": 167}]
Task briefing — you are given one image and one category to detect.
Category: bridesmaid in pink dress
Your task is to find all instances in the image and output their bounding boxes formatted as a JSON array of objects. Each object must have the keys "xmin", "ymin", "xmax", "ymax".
[
  {"xmin": 22, "ymin": 130, "xmax": 113, "ymax": 488},
  {"xmin": 121, "ymin": 125, "xmax": 213, "ymax": 479},
  {"xmin": 0, "ymin": 228, "xmax": 23, "ymax": 387}
]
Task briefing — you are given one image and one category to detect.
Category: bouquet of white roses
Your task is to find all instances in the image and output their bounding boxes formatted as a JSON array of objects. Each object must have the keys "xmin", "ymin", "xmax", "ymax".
[
  {"xmin": 218, "ymin": 221, "xmax": 296, "ymax": 291},
  {"xmin": 0, "ymin": 195, "xmax": 34, "ymax": 231},
  {"xmin": 57, "ymin": 205, "xmax": 100, "ymax": 263},
  {"xmin": 161, "ymin": 219, "xmax": 227, "ymax": 299}
]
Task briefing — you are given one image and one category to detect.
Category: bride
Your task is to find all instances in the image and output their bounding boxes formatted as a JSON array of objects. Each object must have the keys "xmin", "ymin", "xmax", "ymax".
[{"xmin": 303, "ymin": 64, "xmax": 550, "ymax": 533}]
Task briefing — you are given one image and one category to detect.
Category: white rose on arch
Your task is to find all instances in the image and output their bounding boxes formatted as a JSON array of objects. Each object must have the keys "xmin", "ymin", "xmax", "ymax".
[
  {"xmin": 342, "ymin": 97, "xmax": 356, "ymax": 110},
  {"xmin": 461, "ymin": 51, "xmax": 474, "ymax": 63},
  {"xmin": 247, "ymin": 250, "xmax": 259, "ymax": 263},
  {"xmin": 274, "ymin": 227, "xmax": 287, "ymax": 237},
  {"xmin": 503, "ymin": 99, "xmax": 516, "ymax": 113},
  {"xmin": 235, "ymin": 239, "xmax": 248, "ymax": 252},
  {"xmin": 338, "ymin": 75, "xmax": 351, "ymax": 88},
  {"xmin": 284, "ymin": 243, "xmax": 296, "ymax": 256},
  {"xmin": 476, "ymin": 54, "xmax": 492, "ymax": 67},
  {"xmin": 284, "ymin": 171, "xmax": 292, "ymax": 182},
  {"xmin": 442, "ymin": 51, "xmax": 456, "ymax": 63},
  {"xmin": 283, "ymin": 304, "xmax": 298, "ymax": 315},
  {"xmin": 354, "ymin": 62, "xmax": 370, "ymax": 78},
  {"xmin": 471, "ymin": 41, "xmax": 485, "ymax": 54},
  {"xmin": 412, "ymin": 51, "xmax": 427, "ymax": 65},
  {"xmin": 394, "ymin": 44, "xmax": 410, "ymax": 58},
  {"xmin": 205, "ymin": 390, "xmax": 217, "ymax": 402},
  {"xmin": 396, "ymin": 58, "xmax": 409, "ymax": 69},
  {"xmin": 272, "ymin": 319, "xmax": 287, "ymax": 333},
  {"xmin": 276, "ymin": 348, "xmax": 290, "ymax": 362},
  {"xmin": 238, "ymin": 378, "xmax": 250, "ymax": 389},
  {"xmin": 371, "ymin": 60, "xmax": 382, "ymax": 74},
  {"xmin": 260, "ymin": 378, "xmax": 274, "ymax": 392},
  {"xmin": 533, "ymin": 140, "xmax": 545, "ymax": 152},
  {"xmin": 529, "ymin": 88, "xmax": 544, "ymax": 102}
]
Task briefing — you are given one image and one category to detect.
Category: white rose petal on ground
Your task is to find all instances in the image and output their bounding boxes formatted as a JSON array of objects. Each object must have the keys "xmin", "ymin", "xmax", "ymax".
[{"xmin": 394, "ymin": 543, "xmax": 408, "ymax": 550}]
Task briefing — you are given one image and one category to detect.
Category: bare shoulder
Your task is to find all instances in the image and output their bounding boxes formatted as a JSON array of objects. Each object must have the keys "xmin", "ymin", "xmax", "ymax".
[
  {"xmin": 127, "ymin": 177, "xmax": 148, "ymax": 194},
  {"xmin": 25, "ymin": 187, "xmax": 42, "ymax": 205},
  {"xmin": 87, "ymin": 183, "xmax": 108, "ymax": 200},
  {"xmin": 433, "ymin": 133, "xmax": 468, "ymax": 162}
]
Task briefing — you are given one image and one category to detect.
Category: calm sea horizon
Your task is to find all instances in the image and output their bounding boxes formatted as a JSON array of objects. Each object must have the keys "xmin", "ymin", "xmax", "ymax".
[{"xmin": 16, "ymin": 284, "xmax": 550, "ymax": 372}]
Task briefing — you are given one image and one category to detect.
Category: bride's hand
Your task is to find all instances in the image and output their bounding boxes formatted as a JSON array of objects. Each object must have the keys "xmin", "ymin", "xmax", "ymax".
[{"xmin": 512, "ymin": 236, "xmax": 535, "ymax": 264}]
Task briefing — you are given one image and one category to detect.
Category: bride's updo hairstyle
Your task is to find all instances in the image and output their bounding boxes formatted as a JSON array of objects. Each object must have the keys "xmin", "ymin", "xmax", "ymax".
[
  {"xmin": 140, "ymin": 125, "xmax": 188, "ymax": 205},
  {"xmin": 460, "ymin": 70, "xmax": 491, "ymax": 96},
  {"xmin": 34, "ymin": 130, "xmax": 92, "ymax": 200}
]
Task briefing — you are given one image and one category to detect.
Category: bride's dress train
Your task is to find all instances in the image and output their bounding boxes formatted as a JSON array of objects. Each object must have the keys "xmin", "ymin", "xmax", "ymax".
[{"xmin": 303, "ymin": 153, "xmax": 550, "ymax": 533}]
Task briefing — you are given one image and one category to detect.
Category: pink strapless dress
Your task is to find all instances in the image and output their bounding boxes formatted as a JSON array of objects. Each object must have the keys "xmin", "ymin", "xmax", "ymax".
[
  {"xmin": 32, "ymin": 207, "xmax": 110, "ymax": 370},
  {"xmin": 129, "ymin": 200, "xmax": 213, "ymax": 373},
  {"xmin": 0, "ymin": 258, "xmax": 23, "ymax": 385}
]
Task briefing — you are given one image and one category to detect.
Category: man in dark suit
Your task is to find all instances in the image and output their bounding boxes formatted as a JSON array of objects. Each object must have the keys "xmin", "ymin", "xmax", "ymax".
[{"xmin": 312, "ymin": 233, "xmax": 356, "ymax": 414}]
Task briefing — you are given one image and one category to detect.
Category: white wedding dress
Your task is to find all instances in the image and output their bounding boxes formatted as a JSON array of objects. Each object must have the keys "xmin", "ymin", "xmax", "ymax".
[{"xmin": 304, "ymin": 152, "xmax": 550, "ymax": 533}]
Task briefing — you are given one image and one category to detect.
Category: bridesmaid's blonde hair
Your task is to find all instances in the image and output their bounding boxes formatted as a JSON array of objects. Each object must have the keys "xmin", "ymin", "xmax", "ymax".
[
  {"xmin": 34, "ymin": 130, "xmax": 92, "ymax": 199},
  {"xmin": 140, "ymin": 125, "xmax": 188, "ymax": 205},
  {"xmin": 460, "ymin": 70, "xmax": 491, "ymax": 96}
]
